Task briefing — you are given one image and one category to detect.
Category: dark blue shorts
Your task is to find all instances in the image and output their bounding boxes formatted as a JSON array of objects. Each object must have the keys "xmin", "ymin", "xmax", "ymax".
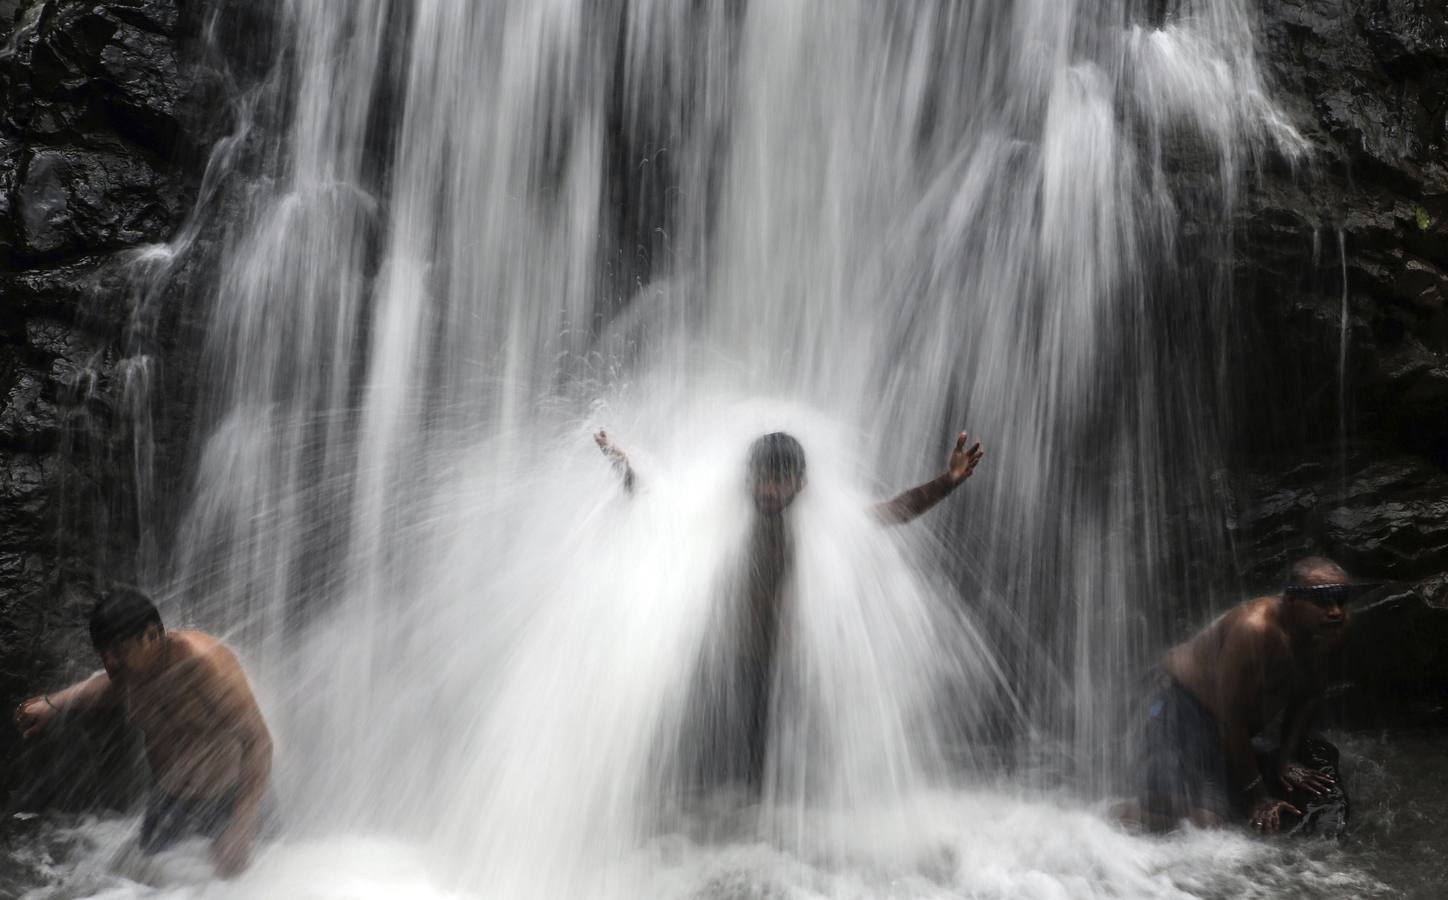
[
  {"xmin": 139, "ymin": 789, "xmax": 236, "ymax": 854},
  {"xmin": 1136, "ymin": 676, "xmax": 1237, "ymax": 822}
]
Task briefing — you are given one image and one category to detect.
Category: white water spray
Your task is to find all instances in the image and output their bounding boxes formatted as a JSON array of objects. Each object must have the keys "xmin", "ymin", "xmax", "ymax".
[{"xmin": 31, "ymin": 1, "xmax": 1337, "ymax": 897}]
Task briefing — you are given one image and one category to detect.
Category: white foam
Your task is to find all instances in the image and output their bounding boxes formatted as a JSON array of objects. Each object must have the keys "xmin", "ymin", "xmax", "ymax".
[{"xmin": 23, "ymin": 791, "xmax": 1390, "ymax": 900}]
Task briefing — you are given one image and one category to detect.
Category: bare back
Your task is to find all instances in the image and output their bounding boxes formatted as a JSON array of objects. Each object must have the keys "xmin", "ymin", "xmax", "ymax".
[
  {"xmin": 124, "ymin": 631, "xmax": 264, "ymax": 800},
  {"xmin": 1164, "ymin": 596, "xmax": 1298, "ymax": 737}
]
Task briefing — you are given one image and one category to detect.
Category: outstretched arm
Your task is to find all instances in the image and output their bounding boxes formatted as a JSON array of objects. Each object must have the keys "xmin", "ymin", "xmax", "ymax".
[
  {"xmin": 873, "ymin": 431, "xmax": 984, "ymax": 525},
  {"xmin": 1276, "ymin": 693, "xmax": 1335, "ymax": 798},
  {"xmin": 12, "ymin": 671, "xmax": 118, "ymax": 739},
  {"xmin": 594, "ymin": 430, "xmax": 637, "ymax": 495},
  {"xmin": 1217, "ymin": 623, "xmax": 1300, "ymax": 833}
]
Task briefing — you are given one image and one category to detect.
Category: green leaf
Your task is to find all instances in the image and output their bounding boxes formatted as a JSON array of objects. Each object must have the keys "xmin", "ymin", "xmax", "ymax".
[{"xmin": 1415, "ymin": 205, "xmax": 1432, "ymax": 231}]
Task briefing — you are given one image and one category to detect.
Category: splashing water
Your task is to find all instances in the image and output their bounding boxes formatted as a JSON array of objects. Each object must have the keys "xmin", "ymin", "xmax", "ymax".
[
  {"xmin": 26, "ymin": 0, "xmax": 1359, "ymax": 897},
  {"xmin": 16, "ymin": 786, "xmax": 1400, "ymax": 900}
]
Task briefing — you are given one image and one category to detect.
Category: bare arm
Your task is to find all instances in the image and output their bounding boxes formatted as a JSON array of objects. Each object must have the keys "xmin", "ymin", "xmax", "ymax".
[
  {"xmin": 873, "ymin": 431, "xmax": 984, "ymax": 525},
  {"xmin": 1215, "ymin": 621, "xmax": 1299, "ymax": 831},
  {"xmin": 1276, "ymin": 693, "xmax": 1335, "ymax": 797},
  {"xmin": 202, "ymin": 643, "xmax": 273, "ymax": 877},
  {"xmin": 594, "ymin": 430, "xmax": 637, "ymax": 495},
  {"xmin": 12, "ymin": 672, "xmax": 118, "ymax": 739},
  {"xmin": 1279, "ymin": 695, "xmax": 1317, "ymax": 759}
]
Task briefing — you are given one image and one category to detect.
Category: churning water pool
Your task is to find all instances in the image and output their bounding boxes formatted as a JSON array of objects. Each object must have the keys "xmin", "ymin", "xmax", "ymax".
[{"xmin": 6, "ymin": 731, "xmax": 1443, "ymax": 900}]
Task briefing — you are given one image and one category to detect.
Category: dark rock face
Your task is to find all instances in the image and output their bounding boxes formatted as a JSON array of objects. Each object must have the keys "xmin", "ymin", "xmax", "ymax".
[
  {"xmin": 1243, "ymin": 0, "xmax": 1448, "ymax": 437},
  {"xmin": 0, "ymin": 1, "xmax": 196, "ymax": 263},
  {"xmin": 1225, "ymin": 453, "xmax": 1448, "ymax": 586},
  {"xmin": 0, "ymin": 0, "xmax": 215, "ymax": 806},
  {"xmin": 1226, "ymin": 0, "xmax": 1448, "ymax": 710},
  {"xmin": 12, "ymin": 147, "xmax": 180, "ymax": 259}
]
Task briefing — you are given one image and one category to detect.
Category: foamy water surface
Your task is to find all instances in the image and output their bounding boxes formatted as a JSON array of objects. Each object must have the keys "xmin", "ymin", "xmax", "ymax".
[{"xmin": 10, "ymin": 784, "xmax": 1401, "ymax": 900}]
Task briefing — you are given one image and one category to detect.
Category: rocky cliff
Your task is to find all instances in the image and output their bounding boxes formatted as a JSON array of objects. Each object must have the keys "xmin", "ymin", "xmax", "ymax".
[
  {"xmin": 0, "ymin": 0, "xmax": 253, "ymax": 805},
  {"xmin": 1227, "ymin": 0, "xmax": 1448, "ymax": 715}
]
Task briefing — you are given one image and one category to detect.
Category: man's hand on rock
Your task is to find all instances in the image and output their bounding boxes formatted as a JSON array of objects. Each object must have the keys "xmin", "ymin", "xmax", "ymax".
[
  {"xmin": 1279, "ymin": 760, "xmax": 1335, "ymax": 797},
  {"xmin": 13, "ymin": 696, "xmax": 56, "ymax": 739},
  {"xmin": 1249, "ymin": 797, "xmax": 1301, "ymax": 834}
]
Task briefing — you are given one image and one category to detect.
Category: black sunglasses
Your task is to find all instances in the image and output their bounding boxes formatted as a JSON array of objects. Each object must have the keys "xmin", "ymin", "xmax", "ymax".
[{"xmin": 1282, "ymin": 583, "xmax": 1379, "ymax": 607}]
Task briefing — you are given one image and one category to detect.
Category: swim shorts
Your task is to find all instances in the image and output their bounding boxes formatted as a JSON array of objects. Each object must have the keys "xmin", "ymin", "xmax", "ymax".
[
  {"xmin": 139, "ymin": 788, "xmax": 238, "ymax": 854},
  {"xmin": 1136, "ymin": 675, "xmax": 1237, "ymax": 822}
]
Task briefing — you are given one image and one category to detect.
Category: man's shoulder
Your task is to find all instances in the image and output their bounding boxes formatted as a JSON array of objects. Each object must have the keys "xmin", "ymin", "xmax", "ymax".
[
  {"xmin": 170, "ymin": 630, "xmax": 243, "ymax": 672},
  {"xmin": 1225, "ymin": 597, "xmax": 1291, "ymax": 648},
  {"xmin": 172, "ymin": 628, "xmax": 223, "ymax": 652}
]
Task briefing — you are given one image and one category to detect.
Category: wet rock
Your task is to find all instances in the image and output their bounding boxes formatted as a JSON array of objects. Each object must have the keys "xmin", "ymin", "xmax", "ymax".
[
  {"xmin": 0, "ymin": 453, "xmax": 49, "ymax": 548},
  {"xmin": 97, "ymin": 17, "xmax": 185, "ymax": 152},
  {"xmin": 1263, "ymin": 0, "xmax": 1448, "ymax": 192},
  {"xmin": 3, "ymin": 257, "xmax": 129, "ymax": 323},
  {"xmin": 206, "ymin": 0, "xmax": 281, "ymax": 87},
  {"xmin": 1324, "ymin": 459, "xmax": 1448, "ymax": 576},
  {"xmin": 1223, "ymin": 448, "xmax": 1448, "ymax": 707},
  {"xmin": 0, "ymin": 551, "xmax": 42, "ymax": 598},
  {"xmin": 1230, "ymin": 0, "xmax": 1448, "ymax": 667},
  {"xmin": 1360, "ymin": 0, "xmax": 1448, "ymax": 76},
  {"xmin": 0, "ymin": 138, "xmax": 20, "ymax": 261},
  {"xmin": 0, "ymin": 1, "xmax": 188, "ymax": 150},
  {"xmin": 0, "ymin": 0, "xmax": 206, "ymax": 805},
  {"xmin": 1340, "ymin": 587, "xmax": 1448, "ymax": 700},
  {"xmin": 1246, "ymin": 2, "xmax": 1448, "ymax": 334},
  {"xmin": 0, "ymin": 363, "xmax": 59, "ymax": 450},
  {"xmin": 1226, "ymin": 452, "xmax": 1448, "ymax": 582},
  {"xmin": 1256, "ymin": 735, "xmax": 1349, "ymax": 838},
  {"xmin": 0, "ymin": 0, "xmax": 21, "ymax": 31},
  {"xmin": 14, "ymin": 147, "xmax": 178, "ymax": 261}
]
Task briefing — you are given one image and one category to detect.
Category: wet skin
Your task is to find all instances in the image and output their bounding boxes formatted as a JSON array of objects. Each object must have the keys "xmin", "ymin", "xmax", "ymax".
[
  {"xmin": 14, "ymin": 627, "xmax": 272, "ymax": 876},
  {"xmin": 735, "ymin": 505, "xmax": 792, "ymax": 786},
  {"xmin": 1164, "ymin": 563, "xmax": 1350, "ymax": 832}
]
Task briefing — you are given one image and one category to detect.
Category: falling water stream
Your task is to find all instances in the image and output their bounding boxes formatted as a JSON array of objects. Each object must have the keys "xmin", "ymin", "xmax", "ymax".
[{"xmin": 20, "ymin": 0, "xmax": 1436, "ymax": 897}]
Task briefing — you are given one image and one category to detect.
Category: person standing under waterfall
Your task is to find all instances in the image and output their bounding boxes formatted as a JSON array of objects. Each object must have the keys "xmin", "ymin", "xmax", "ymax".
[
  {"xmin": 1126, "ymin": 557, "xmax": 1355, "ymax": 834},
  {"xmin": 13, "ymin": 588, "xmax": 273, "ymax": 876},
  {"xmin": 593, "ymin": 427, "xmax": 984, "ymax": 789}
]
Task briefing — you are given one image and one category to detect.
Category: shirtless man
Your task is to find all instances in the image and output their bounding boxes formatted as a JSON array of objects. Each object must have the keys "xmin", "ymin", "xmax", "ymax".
[
  {"xmin": 1133, "ymin": 557, "xmax": 1352, "ymax": 832},
  {"xmin": 13, "ymin": 588, "xmax": 272, "ymax": 876},
  {"xmin": 595, "ymin": 428, "xmax": 984, "ymax": 787}
]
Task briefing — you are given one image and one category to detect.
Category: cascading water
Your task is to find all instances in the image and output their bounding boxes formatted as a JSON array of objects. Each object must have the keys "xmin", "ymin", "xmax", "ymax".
[{"xmin": 32, "ymin": 1, "xmax": 1416, "ymax": 898}]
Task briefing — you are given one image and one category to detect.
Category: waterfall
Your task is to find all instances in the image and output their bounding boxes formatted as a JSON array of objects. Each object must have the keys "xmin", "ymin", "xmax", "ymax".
[{"xmin": 120, "ymin": 0, "xmax": 1311, "ymax": 895}]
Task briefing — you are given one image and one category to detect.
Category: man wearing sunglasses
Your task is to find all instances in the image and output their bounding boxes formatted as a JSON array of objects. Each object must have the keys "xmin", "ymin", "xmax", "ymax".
[{"xmin": 1132, "ymin": 556, "xmax": 1356, "ymax": 833}]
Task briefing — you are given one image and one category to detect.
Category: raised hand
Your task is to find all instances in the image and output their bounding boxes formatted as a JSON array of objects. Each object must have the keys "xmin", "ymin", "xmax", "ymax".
[
  {"xmin": 595, "ymin": 430, "xmax": 627, "ymax": 464},
  {"xmin": 945, "ymin": 431, "xmax": 984, "ymax": 484},
  {"xmin": 594, "ymin": 430, "xmax": 636, "ymax": 494},
  {"xmin": 874, "ymin": 428, "xmax": 985, "ymax": 524}
]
